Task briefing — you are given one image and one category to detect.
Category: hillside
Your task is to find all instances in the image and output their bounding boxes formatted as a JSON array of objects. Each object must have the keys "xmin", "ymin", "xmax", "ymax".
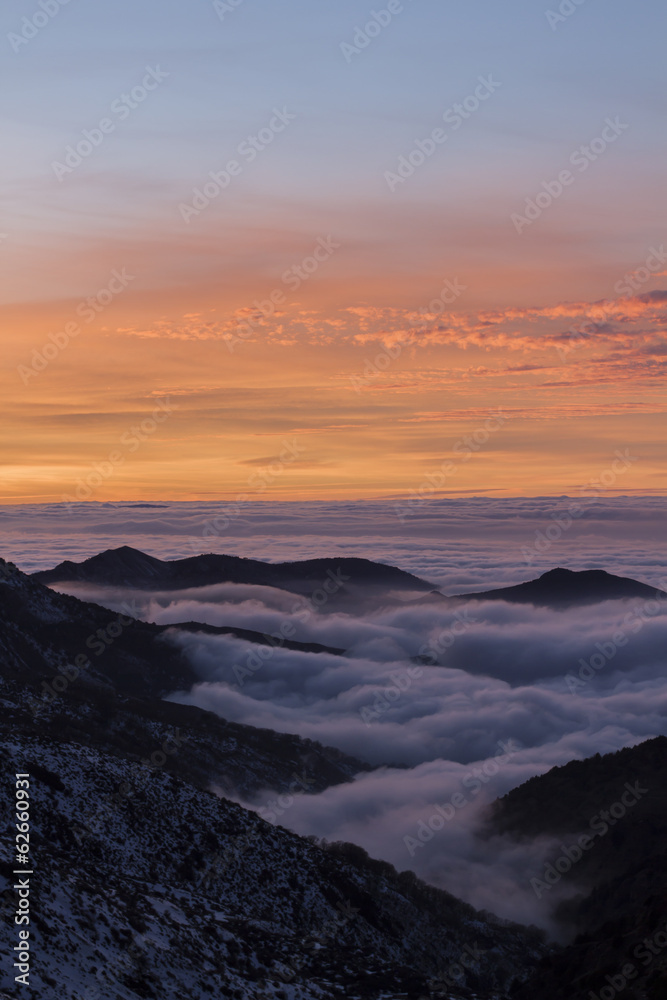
[
  {"xmin": 32, "ymin": 545, "xmax": 434, "ymax": 595},
  {"xmin": 0, "ymin": 731, "xmax": 549, "ymax": 999},
  {"xmin": 452, "ymin": 567, "xmax": 665, "ymax": 608},
  {"xmin": 0, "ymin": 558, "xmax": 548, "ymax": 999},
  {"xmin": 0, "ymin": 556, "xmax": 365, "ymax": 798},
  {"xmin": 487, "ymin": 737, "xmax": 667, "ymax": 999}
]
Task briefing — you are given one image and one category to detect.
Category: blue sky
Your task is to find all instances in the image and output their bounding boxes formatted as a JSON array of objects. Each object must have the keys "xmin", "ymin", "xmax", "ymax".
[
  {"xmin": 2, "ymin": 0, "xmax": 664, "ymax": 232},
  {"xmin": 2, "ymin": 0, "xmax": 666, "ymax": 503}
]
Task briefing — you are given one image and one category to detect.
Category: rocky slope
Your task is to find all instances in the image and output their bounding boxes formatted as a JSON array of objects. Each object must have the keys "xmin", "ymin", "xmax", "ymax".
[
  {"xmin": 0, "ymin": 556, "xmax": 366, "ymax": 798},
  {"xmin": 0, "ymin": 732, "xmax": 546, "ymax": 1000},
  {"xmin": 0, "ymin": 557, "xmax": 548, "ymax": 999}
]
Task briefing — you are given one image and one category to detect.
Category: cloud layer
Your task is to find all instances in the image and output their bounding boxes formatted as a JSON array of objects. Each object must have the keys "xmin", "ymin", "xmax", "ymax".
[
  {"xmin": 5, "ymin": 499, "xmax": 667, "ymax": 930},
  {"xmin": 4, "ymin": 495, "xmax": 667, "ymax": 589}
]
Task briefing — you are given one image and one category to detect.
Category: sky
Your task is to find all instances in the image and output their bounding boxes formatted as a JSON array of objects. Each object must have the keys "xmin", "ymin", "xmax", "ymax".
[{"xmin": 1, "ymin": 0, "xmax": 666, "ymax": 502}]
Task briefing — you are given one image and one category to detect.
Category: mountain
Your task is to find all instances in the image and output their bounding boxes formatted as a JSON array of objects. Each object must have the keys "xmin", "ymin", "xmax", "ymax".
[
  {"xmin": 11, "ymin": 547, "xmax": 665, "ymax": 997},
  {"xmin": 0, "ymin": 556, "xmax": 547, "ymax": 998},
  {"xmin": 0, "ymin": 556, "xmax": 364, "ymax": 797},
  {"xmin": 2, "ymin": 554, "xmax": 346, "ymax": 696},
  {"xmin": 452, "ymin": 567, "xmax": 665, "ymax": 608},
  {"xmin": 485, "ymin": 736, "xmax": 667, "ymax": 999},
  {"xmin": 36, "ymin": 550, "xmax": 660, "ymax": 611},
  {"xmin": 0, "ymin": 731, "xmax": 546, "ymax": 1000},
  {"xmin": 156, "ymin": 618, "xmax": 345, "ymax": 656},
  {"xmin": 33, "ymin": 545, "xmax": 434, "ymax": 595}
]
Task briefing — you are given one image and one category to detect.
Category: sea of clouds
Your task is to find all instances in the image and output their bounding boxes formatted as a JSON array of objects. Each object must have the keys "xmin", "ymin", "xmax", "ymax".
[
  {"xmin": 3, "ymin": 494, "xmax": 667, "ymax": 588},
  {"xmin": 3, "ymin": 496, "xmax": 667, "ymax": 931}
]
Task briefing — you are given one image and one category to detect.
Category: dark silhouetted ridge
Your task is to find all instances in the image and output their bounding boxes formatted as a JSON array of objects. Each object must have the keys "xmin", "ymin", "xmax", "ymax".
[
  {"xmin": 488, "ymin": 736, "xmax": 667, "ymax": 999},
  {"xmin": 453, "ymin": 567, "xmax": 665, "ymax": 608},
  {"xmin": 33, "ymin": 545, "xmax": 434, "ymax": 594}
]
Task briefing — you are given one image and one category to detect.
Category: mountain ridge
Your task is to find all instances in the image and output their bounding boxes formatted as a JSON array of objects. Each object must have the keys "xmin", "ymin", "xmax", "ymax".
[
  {"xmin": 0, "ymin": 554, "xmax": 549, "ymax": 999},
  {"xmin": 32, "ymin": 545, "xmax": 435, "ymax": 594},
  {"xmin": 0, "ymin": 730, "xmax": 547, "ymax": 999},
  {"xmin": 487, "ymin": 736, "xmax": 667, "ymax": 999},
  {"xmin": 451, "ymin": 566, "xmax": 666, "ymax": 608},
  {"xmin": 0, "ymin": 555, "xmax": 365, "ymax": 797},
  {"xmin": 32, "ymin": 549, "xmax": 666, "ymax": 610}
]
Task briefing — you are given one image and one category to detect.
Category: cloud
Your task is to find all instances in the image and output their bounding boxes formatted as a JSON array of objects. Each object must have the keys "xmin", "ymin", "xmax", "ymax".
[
  {"xmin": 6, "ymin": 497, "xmax": 667, "ymax": 592},
  {"xmin": 158, "ymin": 590, "xmax": 667, "ymax": 931},
  {"xmin": 149, "ymin": 580, "xmax": 667, "ymax": 931},
  {"xmin": 114, "ymin": 290, "xmax": 667, "ymax": 367},
  {"xmin": 7, "ymin": 498, "xmax": 667, "ymax": 930},
  {"xmin": 163, "ymin": 595, "xmax": 667, "ymax": 767},
  {"xmin": 219, "ymin": 740, "xmax": 649, "ymax": 934}
]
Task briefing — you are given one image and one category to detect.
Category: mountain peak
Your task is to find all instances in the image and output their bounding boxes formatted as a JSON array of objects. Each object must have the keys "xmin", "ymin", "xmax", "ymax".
[
  {"xmin": 94, "ymin": 544, "xmax": 161, "ymax": 562},
  {"xmin": 455, "ymin": 567, "xmax": 664, "ymax": 608},
  {"xmin": 32, "ymin": 546, "xmax": 434, "ymax": 596},
  {"xmin": 540, "ymin": 567, "xmax": 610, "ymax": 580}
]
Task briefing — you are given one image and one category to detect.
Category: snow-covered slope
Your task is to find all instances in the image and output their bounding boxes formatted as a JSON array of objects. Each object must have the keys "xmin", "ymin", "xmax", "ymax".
[
  {"xmin": 0, "ymin": 555, "xmax": 546, "ymax": 998},
  {"xmin": 0, "ymin": 734, "xmax": 545, "ymax": 1000}
]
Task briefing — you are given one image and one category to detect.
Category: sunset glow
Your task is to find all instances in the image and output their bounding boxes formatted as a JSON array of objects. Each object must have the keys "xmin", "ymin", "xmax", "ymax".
[{"xmin": 1, "ymin": 0, "xmax": 665, "ymax": 501}]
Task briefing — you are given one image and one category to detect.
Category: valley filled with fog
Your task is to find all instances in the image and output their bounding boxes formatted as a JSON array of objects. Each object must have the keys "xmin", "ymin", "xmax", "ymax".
[{"xmin": 10, "ymin": 497, "xmax": 666, "ymax": 931}]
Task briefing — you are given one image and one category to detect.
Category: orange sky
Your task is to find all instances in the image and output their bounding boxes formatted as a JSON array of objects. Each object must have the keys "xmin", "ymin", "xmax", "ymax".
[
  {"xmin": 2, "ymin": 0, "xmax": 666, "ymax": 504},
  {"xmin": 2, "ymin": 242, "xmax": 665, "ymax": 502}
]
